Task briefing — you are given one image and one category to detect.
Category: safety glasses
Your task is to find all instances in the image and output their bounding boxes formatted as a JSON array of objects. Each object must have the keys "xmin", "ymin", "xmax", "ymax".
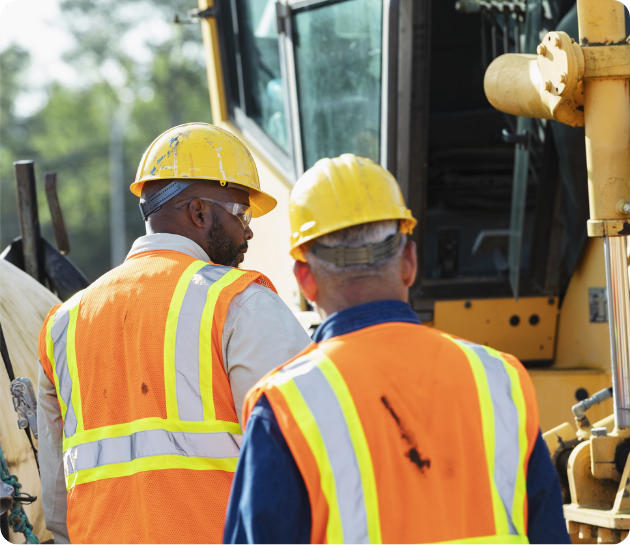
[{"xmin": 175, "ymin": 197, "xmax": 252, "ymax": 228}]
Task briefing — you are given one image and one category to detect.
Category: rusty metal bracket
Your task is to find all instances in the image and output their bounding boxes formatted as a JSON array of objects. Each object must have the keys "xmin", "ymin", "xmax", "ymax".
[
  {"xmin": 44, "ymin": 172, "xmax": 71, "ymax": 255},
  {"xmin": 13, "ymin": 161, "xmax": 45, "ymax": 284}
]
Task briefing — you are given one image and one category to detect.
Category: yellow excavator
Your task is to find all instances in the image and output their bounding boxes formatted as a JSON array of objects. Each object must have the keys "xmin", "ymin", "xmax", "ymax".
[
  {"xmin": 192, "ymin": 0, "xmax": 629, "ymax": 541},
  {"xmin": 485, "ymin": 0, "xmax": 630, "ymax": 541},
  {"xmin": 193, "ymin": 0, "xmax": 617, "ymax": 430}
]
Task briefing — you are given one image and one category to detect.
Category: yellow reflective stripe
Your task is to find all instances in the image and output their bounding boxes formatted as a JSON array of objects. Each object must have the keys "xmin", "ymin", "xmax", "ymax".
[
  {"xmin": 65, "ymin": 454, "xmax": 238, "ymax": 490},
  {"xmin": 199, "ymin": 268, "xmax": 247, "ymax": 421},
  {"xmin": 46, "ymin": 312, "xmax": 68, "ymax": 418},
  {"xmin": 444, "ymin": 335, "xmax": 509, "ymax": 537},
  {"xmin": 62, "ymin": 416, "xmax": 241, "ymax": 451},
  {"xmin": 439, "ymin": 534, "xmax": 529, "ymax": 544},
  {"xmin": 272, "ymin": 375, "xmax": 344, "ymax": 544},
  {"xmin": 317, "ymin": 353, "xmax": 382, "ymax": 544},
  {"xmin": 66, "ymin": 298, "xmax": 84, "ymax": 435},
  {"xmin": 492, "ymin": 349, "xmax": 529, "ymax": 537},
  {"xmin": 164, "ymin": 260, "xmax": 208, "ymax": 420}
]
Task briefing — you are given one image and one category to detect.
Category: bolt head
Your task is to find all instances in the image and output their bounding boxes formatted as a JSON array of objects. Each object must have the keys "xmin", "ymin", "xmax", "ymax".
[
  {"xmin": 537, "ymin": 44, "xmax": 547, "ymax": 56},
  {"xmin": 559, "ymin": 73, "xmax": 567, "ymax": 83},
  {"xmin": 542, "ymin": 80, "xmax": 552, "ymax": 92},
  {"xmin": 555, "ymin": 36, "xmax": 562, "ymax": 48}
]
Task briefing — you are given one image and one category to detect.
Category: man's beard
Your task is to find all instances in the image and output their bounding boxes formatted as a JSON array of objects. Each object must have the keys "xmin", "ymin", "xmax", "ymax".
[{"xmin": 206, "ymin": 220, "xmax": 246, "ymax": 267}]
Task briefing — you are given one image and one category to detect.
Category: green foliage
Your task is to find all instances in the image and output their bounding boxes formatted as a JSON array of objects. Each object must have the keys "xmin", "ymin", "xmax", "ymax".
[{"xmin": 0, "ymin": 1, "xmax": 211, "ymax": 281}]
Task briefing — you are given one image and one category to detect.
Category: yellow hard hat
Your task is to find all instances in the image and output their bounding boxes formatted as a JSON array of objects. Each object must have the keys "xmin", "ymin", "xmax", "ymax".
[
  {"xmin": 289, "ymin": 154, "xmax": 417, "ymax": 261},
  {"xmin": 131, "ymin": 122, "xmax": 277, "ymax": 218}
]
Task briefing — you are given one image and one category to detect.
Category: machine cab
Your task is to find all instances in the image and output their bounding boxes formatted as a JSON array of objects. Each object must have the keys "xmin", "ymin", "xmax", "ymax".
[{"xmin": 197, "ymin": 0, "xmax": 613, "ymax": 431}]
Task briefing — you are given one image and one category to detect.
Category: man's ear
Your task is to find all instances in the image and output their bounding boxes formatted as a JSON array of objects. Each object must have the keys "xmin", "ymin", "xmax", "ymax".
[
  {"xmin": 293, "ymin": 259, "xmax": 318, "ymax": 303},
  {"xmin": 401, "ymin": 239, "xmax": 417, "ymax": 288},
  {"xmin": 188, "ymin": 198, "xmax": 209, "ymax": 229}
]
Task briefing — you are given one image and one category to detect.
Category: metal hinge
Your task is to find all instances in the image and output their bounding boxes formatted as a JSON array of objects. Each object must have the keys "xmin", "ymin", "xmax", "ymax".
[{"xmin": 276, "ymin": 2, "xmax": 290, "ymax": 34}]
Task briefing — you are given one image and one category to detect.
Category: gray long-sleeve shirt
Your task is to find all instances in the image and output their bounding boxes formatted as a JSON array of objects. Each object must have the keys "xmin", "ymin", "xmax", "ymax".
[{"xmin": 37, "ymin": 233, "xmax": 311, "ymax": 542}]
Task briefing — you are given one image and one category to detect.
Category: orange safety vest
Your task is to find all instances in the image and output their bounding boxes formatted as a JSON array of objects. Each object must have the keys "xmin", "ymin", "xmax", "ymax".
[
  {"xmin": 244, "ymin": 322, "xmax": 539, "ymax": 544},
  {"xmin": 38, "ymin": 249, "xmax": 276, "ymax": 543}
]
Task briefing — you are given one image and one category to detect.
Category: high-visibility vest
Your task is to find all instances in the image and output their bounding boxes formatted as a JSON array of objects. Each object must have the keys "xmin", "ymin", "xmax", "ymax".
[
  {"xmin": 38, "ymin": 249, "xmax": 276, "ymax": 543},
  {"xmin": 244, "ymin": 322, "xmax": 539, "ymax": 544}
]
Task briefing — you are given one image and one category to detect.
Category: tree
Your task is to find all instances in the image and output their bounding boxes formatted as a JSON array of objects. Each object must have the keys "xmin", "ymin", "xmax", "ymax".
[{"xmin": 1, "ymin": 0, "xmax": 212, "ymax": 282}]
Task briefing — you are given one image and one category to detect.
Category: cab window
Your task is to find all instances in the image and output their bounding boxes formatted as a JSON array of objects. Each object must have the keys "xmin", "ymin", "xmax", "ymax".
[
  {"xmin": 292, "ymin": 0, "xmax": 383, "ymax": 170},
  {"xmin": 238, "ymin": 0, "xmax": 289, "ymax": 152}
]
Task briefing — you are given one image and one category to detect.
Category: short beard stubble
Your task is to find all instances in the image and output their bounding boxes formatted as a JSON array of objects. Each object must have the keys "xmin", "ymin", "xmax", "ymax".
[{"xmin": 206, "ymin": 219, "xmax": 246, "ymax": 268}]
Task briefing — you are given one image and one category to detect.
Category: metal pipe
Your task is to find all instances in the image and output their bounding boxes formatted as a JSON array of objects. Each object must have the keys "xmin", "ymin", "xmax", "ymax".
[
  {"xmin": 604, "ymin": 236, "xmax": 630, "ymax": 428},
  {"xmin": 13, "ymin": 160, "xmax": 45, "ymax": 283},
  {"xmin": 572, "ymin": 386, "xmax": 613, "ymax": 429}
]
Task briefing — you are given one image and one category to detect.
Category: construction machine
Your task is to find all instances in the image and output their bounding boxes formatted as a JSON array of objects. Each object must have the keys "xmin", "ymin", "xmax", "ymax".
[
  {"xmin": 482, "ymin": 0, "xmax": 630, "ymax": 541},
  {"xmin": 190, "ymin": 0, "xmax": 624, "ymax": 437}
]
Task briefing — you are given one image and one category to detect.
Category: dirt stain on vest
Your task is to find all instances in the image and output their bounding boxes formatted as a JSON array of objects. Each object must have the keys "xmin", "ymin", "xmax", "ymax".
[
  {"xmin": 103, "ymin": 389, "xmax": 107, "ymax": 399},
  {"xmin": 141, "ymin": 383, "xmax": 149, "ymax": 395},
  {"xmin": 381, "ymin": 395, "xmax": 431, "ymax": 473}
]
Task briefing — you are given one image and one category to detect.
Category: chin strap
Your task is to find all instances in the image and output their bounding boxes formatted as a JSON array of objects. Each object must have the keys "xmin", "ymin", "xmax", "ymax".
[
  {"xmin": 139, "ymin": 181, "xmax": 196, "ymax": 221},
  {"xmin": 310, "ymin": 231, "xmax": 402, "ymax": 267}
]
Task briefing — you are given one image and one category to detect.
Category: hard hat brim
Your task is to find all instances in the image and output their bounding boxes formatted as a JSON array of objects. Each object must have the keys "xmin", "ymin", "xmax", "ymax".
[{"xmin": 130, "ymin": 178, "xmax": 277, "ymax": 218}]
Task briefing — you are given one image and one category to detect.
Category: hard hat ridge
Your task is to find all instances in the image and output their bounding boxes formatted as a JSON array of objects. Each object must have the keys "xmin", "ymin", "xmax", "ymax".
[{"xmin": 288, "ymin": 153, "xmax": 417, "ymax": 261}]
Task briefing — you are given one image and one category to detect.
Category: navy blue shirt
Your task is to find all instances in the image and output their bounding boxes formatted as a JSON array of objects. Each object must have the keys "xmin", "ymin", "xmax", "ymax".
[{"xmin": 224, "ymin": 300, "xmax": 570, "ymax": 544}]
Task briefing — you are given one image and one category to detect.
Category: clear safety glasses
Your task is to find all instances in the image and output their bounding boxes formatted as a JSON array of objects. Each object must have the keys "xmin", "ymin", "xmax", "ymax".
[{"xmin": 175, "ymin": 197, "xmax": 253, "ymax": 228}]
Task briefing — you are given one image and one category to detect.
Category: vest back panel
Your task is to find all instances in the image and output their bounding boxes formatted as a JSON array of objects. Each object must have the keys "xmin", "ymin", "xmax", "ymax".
[
  {"xmin": 38, "ymin": 249, "xmax": 276, "ymax": 543},
  {"xmin": 250, "ymin": 322, "xmax": 539, "ymax": 544}
]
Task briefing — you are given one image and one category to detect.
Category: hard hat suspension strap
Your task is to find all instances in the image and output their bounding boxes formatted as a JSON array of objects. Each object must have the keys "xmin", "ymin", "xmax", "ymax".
[
  {"xmin": 139, "ymin": 181, "xmax": 196, "ymax": 221},
  {"xmin": 310, "ymin": 231, "xmax": 402, "ymax": 267}
]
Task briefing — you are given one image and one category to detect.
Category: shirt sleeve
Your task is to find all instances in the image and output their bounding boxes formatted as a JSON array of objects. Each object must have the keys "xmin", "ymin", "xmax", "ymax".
[
  {"xmin": 223, "ymin": 394, "xmax": 312, "ymax": 544},
  {"xmin": 526, "ymin": 429, "xmax": 571, "ymax": 544},
  {"xmin": 222, "ymin": 285, "xmax": 312, "ymax": 426},
  {"xmin": 37, "ymin": 362, "xmax": 70, "ymax": 543}
]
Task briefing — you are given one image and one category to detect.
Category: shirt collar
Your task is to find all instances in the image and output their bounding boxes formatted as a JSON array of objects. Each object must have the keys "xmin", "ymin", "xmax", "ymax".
[
  {"xmin": 126, "ymin": 233, "xmax": 211, "ymax": 262},
  {"xmin": 312, "ymin": 299, "xmax": 421, "ymax": 343}
]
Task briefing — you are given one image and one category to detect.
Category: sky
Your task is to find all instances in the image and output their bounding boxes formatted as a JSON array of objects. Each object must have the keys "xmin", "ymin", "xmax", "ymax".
[
  {"xmin": 0, "ymin": 0, "xmax": 77, "ymax": 115},
  {"xmin": 0, "ymin": 0, "xmax": 186, "ymax": 116}
]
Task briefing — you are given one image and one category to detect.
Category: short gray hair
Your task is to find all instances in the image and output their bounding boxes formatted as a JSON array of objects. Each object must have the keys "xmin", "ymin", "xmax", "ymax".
[{"xmin": 305, "ymin": 220, "xmax": 405, "ymax": 283}]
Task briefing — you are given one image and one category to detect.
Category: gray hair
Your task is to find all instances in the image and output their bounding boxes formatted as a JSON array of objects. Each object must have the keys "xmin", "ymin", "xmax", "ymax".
[{"xmin": 305, "ymin": 220, "xmax": 405, "ymax": 283}]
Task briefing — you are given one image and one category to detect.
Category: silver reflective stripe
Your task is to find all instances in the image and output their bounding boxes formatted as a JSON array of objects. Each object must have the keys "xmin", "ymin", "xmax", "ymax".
[
  {"xmin": 51, "ymin": 301, "xmax": 78, "ymax": 438},
  {"xmin": 459, "ymin": 341, "xmax": 519, "ymax": 535},
  {"xmin": 63, "ymin": 430, "xmax": 242, "ymax": 476},
  {"xmin": 174, "ymin": 264, "xmax": 232, "ymax": 421},
  {"xmin": 283, "ymin": 356, "xmax": 370, "ymax": 544}
]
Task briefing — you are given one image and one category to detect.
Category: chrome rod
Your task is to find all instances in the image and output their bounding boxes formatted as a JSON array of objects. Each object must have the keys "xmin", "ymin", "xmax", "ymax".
[{"xmin": 604, "ymin": 236, "xmax": 630, "ymax": 428}]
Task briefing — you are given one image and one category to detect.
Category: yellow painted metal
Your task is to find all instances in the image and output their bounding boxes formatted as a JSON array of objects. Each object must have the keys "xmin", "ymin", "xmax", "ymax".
[
  {"xmin": 554, "ymin": 238, "xmax": 611, "ymax": 370},
  {"xmin": 484, "ymin": 54, "xmax": 558, "ymax": 121},
  {"xmin": 582, "ymin": 46, "xmax": 630, "ymax": 80},
  {"xmin": 433, "ymin": 296, "xmax": 558, "ymax": 361},
  {"xmin": 484, "ymin": 31, "xmax": 586, "ymax": 128},
  {"xmin": 579, "ymin": 0, "xmax": 630, "ymax": 238},
  {"xmin": 532, "ymin": 369, "xmax": 613, "ymax": 433},
  {"xmin": 197, "ymin": 0, "xmax": 227, "ymax": 123}
]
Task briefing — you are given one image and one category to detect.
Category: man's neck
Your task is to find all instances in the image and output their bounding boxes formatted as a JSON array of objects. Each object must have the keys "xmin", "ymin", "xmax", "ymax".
[{"xmin": 315, "ymin": 282, "xmax": 407, "ymax": 319}]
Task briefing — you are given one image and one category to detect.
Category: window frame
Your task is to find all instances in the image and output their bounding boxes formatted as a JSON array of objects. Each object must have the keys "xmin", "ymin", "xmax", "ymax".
[
  {"xmin": 217, "ymin": 0, "xmax": 399, "ymax": 182},
  {"xmin": 216, "ymin": 0, "xmax": 298, "ymax": 182},
  {"xmin": 284, "ymin": 0, "xmax": 395, "ymax": 175}
]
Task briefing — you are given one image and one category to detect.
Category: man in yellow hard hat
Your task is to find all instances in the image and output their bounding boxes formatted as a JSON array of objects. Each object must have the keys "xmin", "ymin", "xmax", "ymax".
[
  {"xmin": 36, "ymin": 123, "xmax": 311, "ymax": 543},
  {"xmin": 224, "ymin": 154, "xmax": 569, "ymax": 544}
]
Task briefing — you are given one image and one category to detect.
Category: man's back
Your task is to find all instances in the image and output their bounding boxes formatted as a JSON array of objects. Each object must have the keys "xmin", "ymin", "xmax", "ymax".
[
  {"xmin": 38, "ymin": 246, "xmax": 294, "ymax": 543},
  {"xmin": 254, "ymin": 319, "xmax": 538, "ymax": 542}
]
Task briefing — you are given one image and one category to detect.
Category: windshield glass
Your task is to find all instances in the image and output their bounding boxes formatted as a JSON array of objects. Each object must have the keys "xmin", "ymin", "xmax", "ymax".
[
  {"xmin": 293, "ymin": 0, "xmax": 383, "ymax": 169},
  {"xmin": 238, "ymin": 0, "xmax": 288, "ymax": 152}
]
